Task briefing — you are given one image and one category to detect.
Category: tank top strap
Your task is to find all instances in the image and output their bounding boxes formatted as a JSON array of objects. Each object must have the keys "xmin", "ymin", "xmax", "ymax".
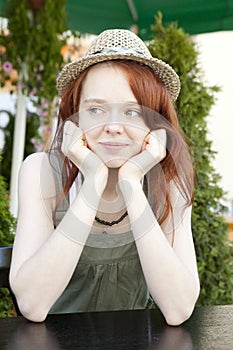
[{"xmin": 47, "ymin": 151, "xmax": 69, "ymax": 227}]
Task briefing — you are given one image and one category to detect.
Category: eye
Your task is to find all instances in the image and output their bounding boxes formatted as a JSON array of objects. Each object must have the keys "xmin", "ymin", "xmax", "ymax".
[
  {"xmin": 88, "ymin": 107, "xmax": 105, "ymax": 116},
  {"xmin": 125, "ymin": 109, "xmax": 142, "ymax": 118}
]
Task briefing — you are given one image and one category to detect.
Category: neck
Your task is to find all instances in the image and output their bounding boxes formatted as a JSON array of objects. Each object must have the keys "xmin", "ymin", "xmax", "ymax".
[
  {"xmin": 102, "ymin": 168, "xmax": 120, "ymax": 200},
  {"xmin": 98, "ymin": 168, "xmax": 125, "ymax": 213},
  {"xmin": 94, "ymin": 168, "xmax": 131, "ymax": 234}
]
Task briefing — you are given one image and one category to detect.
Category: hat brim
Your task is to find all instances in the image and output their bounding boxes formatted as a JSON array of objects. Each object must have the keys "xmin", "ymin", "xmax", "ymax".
[{"xmin": 56, "ymin": 52, "xmax": 181, "ymax": 101}]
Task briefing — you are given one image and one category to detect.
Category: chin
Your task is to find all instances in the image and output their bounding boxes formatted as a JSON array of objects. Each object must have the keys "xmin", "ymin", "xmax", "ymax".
[{"xmin": 104, "ymin": 157, "xmax": 127, "ymax": 169}]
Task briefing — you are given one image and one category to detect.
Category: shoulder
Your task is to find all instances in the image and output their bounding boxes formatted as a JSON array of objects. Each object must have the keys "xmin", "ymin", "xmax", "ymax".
[
  {"xmin": 20, "ymin": 152, "xmax": 49, "ymax": 171},
  {"xmin": 19, "ymin": 152, "xmax": 56, "ymax": 199}
]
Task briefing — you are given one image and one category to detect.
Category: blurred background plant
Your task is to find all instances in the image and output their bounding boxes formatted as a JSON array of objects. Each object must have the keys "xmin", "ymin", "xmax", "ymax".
[
  {"xmin": 0, "ymin": 0, "xmax": 66, "ymax": 100},
  {"xmin": 149, "ymin": 12, "xmax": 233, "ymax": 305},
  {"xmin": 0, "ymin": 153, "xmax": 16, "ymax": 317},
  {"xmin": 0, "ymin": 109, "xmax": 41, "ymax": 188},
  {"xmin": 0, "ymin": 0, "xmax": 67, "ymax": 316},
  {"xmin": 0, "ymin": 0, "xmax": 67, "ymax": 149}
]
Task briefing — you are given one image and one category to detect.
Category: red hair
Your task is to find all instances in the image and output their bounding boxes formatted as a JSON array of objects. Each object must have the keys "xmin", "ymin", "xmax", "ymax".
[{"xmin": 51, "ymin": 60, "xmax": 194, "ymax": 225}]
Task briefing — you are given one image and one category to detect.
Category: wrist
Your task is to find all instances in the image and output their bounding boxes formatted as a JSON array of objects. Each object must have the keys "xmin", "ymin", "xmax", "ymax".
[
  {"xmin": 78, "ymin": 177, "xmax": 105, "ymax": 212},
  {"xmin": 84, "ymin": 173, "xmax": 107, "ymax": 196},
  {"xmin": 118, "ymin": 178, "xmax": 143, "ymax": 201},
  {"xmin": 118, "ymin": 165, "xmax": 142, "ymax": 185}
]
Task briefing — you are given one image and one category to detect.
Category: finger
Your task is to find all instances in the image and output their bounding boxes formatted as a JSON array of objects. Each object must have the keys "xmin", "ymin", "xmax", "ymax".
[
  {"xmin": 130, "ymin": 129, "xmax": 167, "ymax": 176},
  {"xmin": 62, "ymin": 122, "xmax": 96, "ymax": 173},
  {"xmin": 142, "ymin": 131, "xmax": 151, "ymax": 151},
  {"xmin": 63, "ymin": 120, "xmax": 83, "ymax": 139},
  {"xmin": 148, "ymin": 129, "xmax": 166, "ymax": 148},
  {"xmin": 146, "ymin": 129, "xmax": 166, "ymax": 159},
  {"xmin": 62, "ymin": 121, "xmax": 84, "ymax": 156}
]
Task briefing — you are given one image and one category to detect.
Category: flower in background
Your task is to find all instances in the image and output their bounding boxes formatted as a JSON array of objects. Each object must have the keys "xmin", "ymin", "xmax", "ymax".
[
  {"xmin": 0, "ymin": 45, "xmax": 6, "ymax": 56},
  {"xmin": 38, "ymin": 65, "xmax": 44, "ymax": 72},
  {"xmin": 17, "ymin": 82, "xmax": 24, "ymax": 89},
  {"xmin": 2, "ymin": 61, "xmax": 13, "ymax": 73},
  {"xmin": 30, "ymin": 138, "xmax": 43, "ymax": 152}
]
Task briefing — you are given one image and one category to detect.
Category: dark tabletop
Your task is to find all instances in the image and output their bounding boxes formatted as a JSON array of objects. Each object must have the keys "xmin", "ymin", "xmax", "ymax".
[{"xmin": 0, "ymin": 305, "xmax": 233, "ymax": 350}]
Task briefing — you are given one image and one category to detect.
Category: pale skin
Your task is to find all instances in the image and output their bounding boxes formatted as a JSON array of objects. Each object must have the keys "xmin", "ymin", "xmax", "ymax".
[{"xmin": 10, "ymin": 64, "xmax": 200, "ymax": 324}]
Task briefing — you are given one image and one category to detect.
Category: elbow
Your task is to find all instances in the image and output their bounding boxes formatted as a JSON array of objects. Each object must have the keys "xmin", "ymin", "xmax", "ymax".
[
  {"xmin": 10, "ymin": 283, "xmax": 48, "ymax": 322},
  {"xmin": 165, "ymin": 286, "xmax": 200, "ymax": 326},
  {"xmin": 17, "ymin": 297, "xmax": 48, "ymax": 322},
  {"xmin": 165, "ymin": 304, "xmax": 195, "ymax": 326}
]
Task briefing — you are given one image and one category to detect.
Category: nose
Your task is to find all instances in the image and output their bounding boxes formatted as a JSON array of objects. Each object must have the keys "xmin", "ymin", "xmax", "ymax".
[{"xmin": 104, "ymin": 121, "xmax": 124, "ymax": 135}]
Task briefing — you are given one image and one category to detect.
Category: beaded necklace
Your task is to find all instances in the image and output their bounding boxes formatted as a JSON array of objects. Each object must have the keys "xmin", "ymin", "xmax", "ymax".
[{"xmin": 94, "ymin": 211, "xmax": 128, "ymax": 227}]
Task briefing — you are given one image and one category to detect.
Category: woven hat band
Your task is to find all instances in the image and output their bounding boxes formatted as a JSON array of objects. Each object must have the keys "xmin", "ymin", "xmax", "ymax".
[{"xmin": 92, "ymin": 47, "xmax": 145, "ymax": 56}]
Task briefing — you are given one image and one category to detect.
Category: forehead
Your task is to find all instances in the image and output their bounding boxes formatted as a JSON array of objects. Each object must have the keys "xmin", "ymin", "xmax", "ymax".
[{"xmin": 80, "ymin": 63, "xmax": 137, "ymax": 103}]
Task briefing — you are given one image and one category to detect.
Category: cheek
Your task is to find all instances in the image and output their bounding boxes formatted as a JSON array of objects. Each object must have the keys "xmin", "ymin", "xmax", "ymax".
[
  {"xmin": 83, "ymin": 128, "xmax": 100, "ymax": 150},
  {"xmin": 79, "ymin": 116, "xmax": 103, "ymax": 134},
  {"xmin": 127, "ymin": 127, "xmax": 149, "ymax": 149}
]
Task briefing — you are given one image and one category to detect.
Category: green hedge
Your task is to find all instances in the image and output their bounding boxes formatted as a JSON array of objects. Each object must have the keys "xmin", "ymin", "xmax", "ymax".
[
  {"xmin": 148, "ymin": 13, "xmax": 233, "ymax": 305},
  {"xmin": 0, "ymin": 155, "xmax": 16, "ymax": 317}
]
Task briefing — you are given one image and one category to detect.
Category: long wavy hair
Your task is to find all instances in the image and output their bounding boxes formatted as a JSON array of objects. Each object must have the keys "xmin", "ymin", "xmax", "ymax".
[{"xmin": 51, "ymin": 60, "xmax": 194, "ymax": 226}]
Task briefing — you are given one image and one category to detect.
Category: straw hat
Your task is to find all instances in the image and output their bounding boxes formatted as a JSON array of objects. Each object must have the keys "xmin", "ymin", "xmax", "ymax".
[{"xmin": 56, "ymin": 29, "xmax": 180, "ymax": 101}]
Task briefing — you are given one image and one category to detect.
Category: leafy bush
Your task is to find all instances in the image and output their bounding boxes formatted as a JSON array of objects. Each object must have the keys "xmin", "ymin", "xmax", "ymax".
[
  {"xmin": 0, "ymin": 158, "xmax": 15, "ymax": 243},
  {"xmin": 148, "ymin": 13, "xmax": 233, "ymax": 305},
  {"xmin": 0, "ymin": 0, "xmax": 67, "ymax": 317},
  {"xmin": 0, "ymin": 155, "xmax": 16, "ymax": 317},
  {"xmin": 0, "ymin": 0, "xmax": 66, "ymax": 101}
]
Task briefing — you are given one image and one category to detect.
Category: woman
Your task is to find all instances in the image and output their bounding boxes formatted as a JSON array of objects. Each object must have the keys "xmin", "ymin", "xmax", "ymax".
[{"xmin": 9, "ymin": 29, "xmax": 200, "ymax": 324}]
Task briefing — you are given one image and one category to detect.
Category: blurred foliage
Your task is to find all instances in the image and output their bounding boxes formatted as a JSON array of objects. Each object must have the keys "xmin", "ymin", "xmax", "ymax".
[
  {"xmin": 148, "ymin": 12, "xmax": 233, "ymax": 305},
  {"xmin": 0, "ymin": 109, "xmax": 41, "ymax": 188},
  {"xmin": 0, "ymin": 0, "xmax": 67, "ymax": 105},
  {"xmin": 0, "ymin": 157, "xmax": 16, "ymax": 241},
  {"xmin": 0, "ymin": 0, "xmax": 67, "ymax": 317},
  {"xmin": 0, "ymin": 154, "xmax": 16, "ymax": 317}
]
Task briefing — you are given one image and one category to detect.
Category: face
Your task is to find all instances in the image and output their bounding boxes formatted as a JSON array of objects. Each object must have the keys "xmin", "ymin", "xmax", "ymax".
[{"xmin": 79, "ymin": 63, "xmax": 150, "ymax": 168}]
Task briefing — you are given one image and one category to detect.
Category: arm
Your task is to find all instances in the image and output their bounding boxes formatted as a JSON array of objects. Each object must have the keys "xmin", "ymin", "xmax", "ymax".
[
  {"xmin": 118, "ymin": 130, "xmax": 200, "ymax": 326},
  {"xmin": 10, "ymin": 122, "xmax": 108, "ymax": 322}
]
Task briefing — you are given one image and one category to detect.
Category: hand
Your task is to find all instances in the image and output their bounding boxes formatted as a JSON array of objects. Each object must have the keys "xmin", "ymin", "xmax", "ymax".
[
  {"xmin": 119, "ymin": 129, "xmax": 166, "ymax": 184},
  {"xmin": 61, "ymin": 121, "xmax": 108, "ymax": 190}
]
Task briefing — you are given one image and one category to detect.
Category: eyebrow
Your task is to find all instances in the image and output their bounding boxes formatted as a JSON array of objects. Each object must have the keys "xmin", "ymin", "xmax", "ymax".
[
  {"xmin": 83, "ymin": 98, "xmax": 108, "ymax": 104},
  {"xmin": 83, "ymin": 98, "xmax": 139, "ymax": 105}
]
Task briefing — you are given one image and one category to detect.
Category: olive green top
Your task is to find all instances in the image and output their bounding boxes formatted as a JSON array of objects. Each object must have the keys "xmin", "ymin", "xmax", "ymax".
[{"xmin": 48, "ymin": 152, "xmax": 149, "ymax": 314}]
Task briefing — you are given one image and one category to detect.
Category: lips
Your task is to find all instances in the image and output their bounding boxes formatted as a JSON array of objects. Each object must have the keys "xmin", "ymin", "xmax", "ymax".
[{"xmin": 99, "ymin": 141, "xmax": 130, "ymax": 151}]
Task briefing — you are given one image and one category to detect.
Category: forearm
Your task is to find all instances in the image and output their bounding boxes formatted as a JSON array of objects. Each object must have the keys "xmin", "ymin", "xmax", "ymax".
[
  {"xmin": 11, "ymin": 229, "xmax": 83, "ymax": 321},
  {"xmin": 120, "ymin": 180, "xmax": 199, "ymax": 325},
  {"xmin": 10, "ymin": 179, "xmax": 100, "ymax": 321}
]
